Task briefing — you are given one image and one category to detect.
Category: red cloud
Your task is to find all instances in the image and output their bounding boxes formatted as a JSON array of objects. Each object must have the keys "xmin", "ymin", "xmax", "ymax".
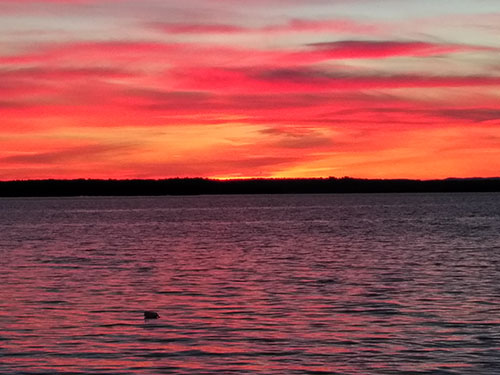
[
  {"xmin": 173, "ymin": 67, "xmax": 500, "ymax": 94},
  {"xmin": 0, "ymin": 66, "xmax": 131, "ymax": 80},
  {"xmin": 0, "ymin": 143, "xmax": 133, "ymax": 165}
]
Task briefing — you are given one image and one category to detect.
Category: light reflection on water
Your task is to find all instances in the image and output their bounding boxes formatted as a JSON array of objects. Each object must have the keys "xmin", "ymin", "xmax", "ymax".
[{"xmin": 0, "ymin": 193, "xmax": 499, "ymax": 374}]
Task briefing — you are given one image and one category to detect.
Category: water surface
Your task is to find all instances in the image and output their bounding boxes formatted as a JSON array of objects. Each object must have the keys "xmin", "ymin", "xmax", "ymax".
[{"xmin": 0, "ymin": 194, "xmax": 499, "ymax": 374}]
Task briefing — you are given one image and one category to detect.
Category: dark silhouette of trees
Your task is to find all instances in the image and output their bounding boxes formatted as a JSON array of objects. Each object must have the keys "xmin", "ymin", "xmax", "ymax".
[{"xmin": 0, "ymin": 177, "xmax": 499, "ymax": 197}]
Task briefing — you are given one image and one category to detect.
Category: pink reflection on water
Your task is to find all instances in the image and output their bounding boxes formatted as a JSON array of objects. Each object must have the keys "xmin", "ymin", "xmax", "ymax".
[{"xmin": 1, "ymin": 195, "xmax": 499, "ymax": 374}]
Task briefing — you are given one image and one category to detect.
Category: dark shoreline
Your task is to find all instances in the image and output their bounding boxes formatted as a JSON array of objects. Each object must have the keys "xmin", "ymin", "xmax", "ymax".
[{"xmin": 1, "ymin": 177, "xmax": 500, "ymax": 197}]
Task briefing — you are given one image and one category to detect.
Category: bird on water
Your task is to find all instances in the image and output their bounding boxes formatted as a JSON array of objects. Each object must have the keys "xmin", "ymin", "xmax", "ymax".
[{"xmin": 144, "ymin": 311, "xmax": 160, "ymax": 319}]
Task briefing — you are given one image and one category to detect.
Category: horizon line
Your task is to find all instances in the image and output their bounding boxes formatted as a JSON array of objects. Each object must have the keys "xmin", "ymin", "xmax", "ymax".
[{"xmin": 2, "ymin": 176, "xmax": 500, "ymax": 183}]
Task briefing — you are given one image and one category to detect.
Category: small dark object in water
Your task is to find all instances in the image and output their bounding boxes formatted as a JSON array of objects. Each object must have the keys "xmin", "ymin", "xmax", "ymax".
[{"xmin": 144, "ymin": 311, "xmax": 160, "ymax": 319}]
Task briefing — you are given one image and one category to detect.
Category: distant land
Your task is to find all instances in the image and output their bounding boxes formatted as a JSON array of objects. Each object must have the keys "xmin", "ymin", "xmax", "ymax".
[{"xmin": 1, "ymin": 177, "xmax": 500, "ymax": 197}]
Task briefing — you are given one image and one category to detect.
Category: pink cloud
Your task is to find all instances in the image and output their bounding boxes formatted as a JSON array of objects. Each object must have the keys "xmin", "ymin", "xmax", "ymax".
[
  {"xmin": 0, "ymin": 42, "xmax": 184, "ymax": 65},
  {"xmin": 265, "ymin": 19, "xmax": 383, "ymax": 34},
  {"xmin": 302, "ymin": 40, "xmax": 479, "ymax": 59},
  {"xmin": 153, "ymin": 18, "xmax": 382, "ymax": 35},
  {"xmin": 153, "ymin": 23, "xmax": 246, "ymax": 34},
  {"xmin": 0, "ymin": 38, "xmax": 491, "ymax": 76},
  {"xmin": 0, "ymin": 0, "xmax": 119, "ymax": 3},
  {"xmin": 0, "ymin": 41, "xmax": 282, "ymax": 71}
]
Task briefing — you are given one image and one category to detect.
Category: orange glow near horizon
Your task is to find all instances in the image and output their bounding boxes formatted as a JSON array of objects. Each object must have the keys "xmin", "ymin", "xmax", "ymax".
[{"xmin": 1, "ymin": 1, "xmax": 499, "ymax": 180}]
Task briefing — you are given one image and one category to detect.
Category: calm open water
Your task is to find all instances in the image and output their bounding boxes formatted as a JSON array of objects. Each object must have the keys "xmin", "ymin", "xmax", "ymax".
[{"xmin": 0, "ymin": 193, "xmax": 499, "ymax": 375}]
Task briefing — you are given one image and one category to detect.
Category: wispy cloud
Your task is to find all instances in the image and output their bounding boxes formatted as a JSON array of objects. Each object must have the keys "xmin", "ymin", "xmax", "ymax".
[
  {"xmin": 174, "ymin": 66, "xmax": 500, "ymax": 94},
  {"xmin": 0, "ymin": 66, "xmax": 132, "ymax": 80},
  {"xmin": 153, "ymin": 18, "xmax": 382, "ymax": 35},
  {"xmin": 304, "ymin": 40, "xmax": 488, "ymax": 58},
  {"xmin": 0, "ymin": 143, "xmax": 135, "ymax": 165}
]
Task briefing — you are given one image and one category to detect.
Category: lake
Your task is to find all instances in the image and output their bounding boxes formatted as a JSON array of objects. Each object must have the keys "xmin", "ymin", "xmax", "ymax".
[{"xmin": 0, "ymin": 193, "xmax": 499, "ymax": 374}]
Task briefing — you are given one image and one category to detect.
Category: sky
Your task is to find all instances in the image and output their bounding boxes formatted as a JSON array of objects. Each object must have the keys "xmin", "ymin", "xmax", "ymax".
[{"xmin": 1, "ymin": 0, "xmax": 499, "ymax": 180}]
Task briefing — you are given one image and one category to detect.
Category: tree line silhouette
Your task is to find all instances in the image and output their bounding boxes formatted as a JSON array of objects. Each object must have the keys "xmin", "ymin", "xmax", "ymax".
[{"xmin": 1, "ymin": 177, "xmax": 499, "ymax": 197}]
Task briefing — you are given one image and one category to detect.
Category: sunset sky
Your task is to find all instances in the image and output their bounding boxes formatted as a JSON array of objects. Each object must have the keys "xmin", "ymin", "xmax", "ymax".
[{"xmin": 1, "ymin": 0, "xmax": 499, "ymax": 180}]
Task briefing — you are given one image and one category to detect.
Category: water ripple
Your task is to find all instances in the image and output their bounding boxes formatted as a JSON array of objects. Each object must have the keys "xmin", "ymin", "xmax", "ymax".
[{"xmin": 0, "ymin": 194, "xmax": 499, "ymax": 374}]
